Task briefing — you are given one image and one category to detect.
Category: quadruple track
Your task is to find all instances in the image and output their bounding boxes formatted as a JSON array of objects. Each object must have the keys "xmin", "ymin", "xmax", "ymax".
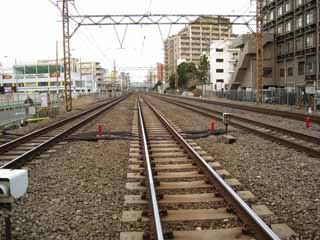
[{"xmin": 121, "ymin": 97, "xmax": 295, "ymax": 240}]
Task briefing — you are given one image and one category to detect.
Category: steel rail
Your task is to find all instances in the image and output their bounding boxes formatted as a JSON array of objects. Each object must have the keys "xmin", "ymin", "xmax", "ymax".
[
  {"xmin": 157, "ymin": 95, "xmax": 320, "ymax": 145},
  {"xmin": 137, "ymin": 98, "xmax": 164, "ymax": 240},
  {"xmin": 155, "ymin": 96, "xmax": 320, "ymax": 158},
  {"xmin": 144, "ymin": 98, "xmax": 280, "ymax": 240},
  {"xmin": 0, "ymin": 95, "xmax": 128, "ymax": 169},
  {"xmin": 0, "ymin": 96, "xmax": 125, "ymax": 154},
  {"xmin": 165, "ymin": 94, "xmax": 320, "ymax": 124}
]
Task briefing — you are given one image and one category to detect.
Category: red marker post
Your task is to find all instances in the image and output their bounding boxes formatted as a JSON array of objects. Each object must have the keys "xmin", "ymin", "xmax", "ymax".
[
  {"xmin": 98, "ymin": 125, "xmax": 103, "ymax": 137},
  {"xmin": 306, "ymin": 117, "xmax": 310, "ymax": 129},
  {"xmin": 210, "ymin": 120, "xmax": 215, "ymax": 134}
]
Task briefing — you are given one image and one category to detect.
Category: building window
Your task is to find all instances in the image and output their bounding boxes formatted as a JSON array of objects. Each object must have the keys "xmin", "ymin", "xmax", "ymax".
[
  {"xmin": 277, "ymin": 24, "xmax": 283, "ymax": 34},
  {"xmin": 216, "ymin": 48, "xmax": 224, "ymax": 52},
  {"xmin": 216, "ymin": 69, "xmax": 224, "ymax": 73},
  {"xmin": 285, "ymin": 21, "xmax": 292, "ymax": 32},
  {"xmin": 287, "ymin": 40, "xmax": 294, "ymax": 53},
  {"xmin": 263, "ymin": 67, "xmax": 273, "ymax": 77},
  {"xmin": 278, "ymin": 43, "xmax": 284, "ymax": 55},
  {"xmin": 296, "ymin": 0, "xmax": 303, "ymax": 7},
  {"xmin": 296, "ymin": 37, "xmax": 304, "ymax": 50},
  {"xmin": 306, "ymin": 34, "xmax": 314, "ymax": 48},
  {"xmin": 298, "ymin": 62, "xmax": 305, "ymax": 75},
  {"xmin": 216, "ymin": 59, "xmax": 224, "ymax": 63},
  {"xmin": 287, "ymin": 67, "xmax": 293, "ymax": 76},
  {"xmin": 285, "ymin": 1, "xmax": 292, "ymax": 13},
  {"xmin": 280, "ymin": 68, "xmax": 285, "ymax": 77},
  {"xmin": 38, "ymin": 82, "xmax": 48, "ymax": 86},
  {"xmin": 296, "ymin": 15, "xmax": 303, "ymax": 29},
  {"xmin": 277, "ymin": 5, "xmax": 283, "ymax": 17},
  {"xmin": 306, "ymin": 62, "xmax": 314, "ymax": 74},
  {"xmin": 306, "ymin": 11, "xmax": 314, "ymax": 25},
  {"xmin": 270, "ymin": 10, "xmax": 274, "ymax": 21},
  {"xmin": 216, "ymin": 79, "xmax": 224, "ymax": 83}
]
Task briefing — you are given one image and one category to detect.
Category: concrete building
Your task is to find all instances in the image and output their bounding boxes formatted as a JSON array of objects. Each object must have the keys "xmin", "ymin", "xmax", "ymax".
[
  {"xmin": 80, "ymin": 61, "xmax": 106, "ymax": 93},
  {"xmin": 157, "ymin": 63, "xmax": 165, "ymax": 83},
  {"xmin": 164, "ymin": 16, "xmax": 232, "ymax": 83},
  {"xmin": 0, "ymin": 59, "xmax": 102, "ymax": 93},
  {"xmin": 262, "ymin": 0, "xmax": 320, "ymax": 93},
  {"xmin": 147, "ymin": 69, "xmax": 157, "ymax": 86},
  {"xmin": 228, "ymin": 33, "xmax": 276, "ymax": 90},
  {"xmin": 209, "ymin": 40, "xmax": 240, "ymax": 91}
]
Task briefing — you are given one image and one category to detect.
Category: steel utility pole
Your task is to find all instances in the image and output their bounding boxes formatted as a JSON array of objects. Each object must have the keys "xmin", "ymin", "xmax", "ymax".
[
  {"xmin": 62, "ymin": 0, "xmax": 73, "ymax": 111},
  {"xmin": 256, "ymin": 0, "xmax": 263, "ymax": 104}
]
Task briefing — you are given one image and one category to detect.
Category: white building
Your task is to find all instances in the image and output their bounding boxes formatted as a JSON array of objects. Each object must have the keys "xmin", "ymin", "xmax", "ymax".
[
  {"xmin": 0, "ymin": 59, "xmax": 102, "ymax": 94},
  {"xmin": 210, "ymin": 40, "xmax": 240, "ymax": 91}
]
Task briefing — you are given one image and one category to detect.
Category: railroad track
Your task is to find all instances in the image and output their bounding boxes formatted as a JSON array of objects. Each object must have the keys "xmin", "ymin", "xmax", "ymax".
[
  {"xmin": 153, "ymin": 95, "xmax": 320, "ymax": 158},
  {"xmin": 121, "ymin": 97, "xmax": 295, "ymax": 240},
  {"xmin": 0, "ymin": 95, "xmax": 128, "ymax": 169},
  {"xmin": 164, "ymin": 94, "xmax": 320, "ymax": 124}
]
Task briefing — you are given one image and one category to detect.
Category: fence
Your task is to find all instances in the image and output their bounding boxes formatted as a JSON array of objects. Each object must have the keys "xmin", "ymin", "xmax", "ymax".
[
  {"xmin": 0, "ymin": 91, "xmax": 115, "ymax": 129},
  {"xmin": 203, "ymin": 89, "xmax": 320, "ymax": 110}
]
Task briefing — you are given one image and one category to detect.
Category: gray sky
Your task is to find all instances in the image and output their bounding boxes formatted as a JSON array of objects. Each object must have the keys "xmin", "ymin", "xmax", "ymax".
[{"xmin": 0, "ymin": 0, "xmax": 254, "ymax": 81}]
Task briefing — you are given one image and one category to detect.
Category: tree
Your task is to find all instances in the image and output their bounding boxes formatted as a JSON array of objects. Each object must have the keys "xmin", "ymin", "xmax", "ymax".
[
  {"xmin": 153, "ymin": 81, "xmax": 163, "ymax": 90},
  {"xmin": 177, "ymin": 62, "xmax": 199, "ymax": 89},
  {"xmin": 198, "ymin": 54, "xmax": 210, "ymax": 84},
  {"xmin": 169, "ymin": 74, "xmax": 176, "ymax": 89}
]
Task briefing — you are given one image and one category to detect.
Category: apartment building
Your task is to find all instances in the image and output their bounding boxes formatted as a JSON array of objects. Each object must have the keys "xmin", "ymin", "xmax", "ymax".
[
  {"xmin": 210, "ymin": 40, "xmax": 240, "ymax": 91},
  {"xmin": 164, "ymin": 17, "xmax": 232, "ymax": 84},
  {"xmin": 157, "ymin": 63, "xmax": 165, "ymax": 83},
  {"xmin": 228, "ymin": 33, "xmax": 276, "ymax": 90},
  {"xmin": 263, "ymin": 0, "xmax": 319, "ymax": 92}
]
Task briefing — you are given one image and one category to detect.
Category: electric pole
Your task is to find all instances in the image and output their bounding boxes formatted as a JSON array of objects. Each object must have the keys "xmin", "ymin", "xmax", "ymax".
[
  {"xmin": 62, "ymin": 0, "xmax": 73, "ymax": 111},
  {"xmin": 256, "ymin": 0, "xmax": 263, "ymax": 104}
]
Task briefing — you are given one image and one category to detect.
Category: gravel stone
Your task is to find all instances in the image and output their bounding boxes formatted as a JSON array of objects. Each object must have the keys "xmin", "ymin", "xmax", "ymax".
[
  {"xmin": 149, "ymin": 95, "xmax": 320, "ymax": 239},
  {"xmin": 1, "ymin": 95, "xmax": 135, "ymax": 239}
]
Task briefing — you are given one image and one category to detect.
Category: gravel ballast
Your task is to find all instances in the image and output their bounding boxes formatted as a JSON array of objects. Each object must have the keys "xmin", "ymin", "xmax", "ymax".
[
  {"xmin": 2, "ymin": 95, "xmax": 135, "ymax": 239},
  {"xmin": 148, "ymin": 95, "xmax": 320, "ymax": 239},
  {"xmin": 161, "ymin": 95, "xmax": 320, "ymax": 137}
]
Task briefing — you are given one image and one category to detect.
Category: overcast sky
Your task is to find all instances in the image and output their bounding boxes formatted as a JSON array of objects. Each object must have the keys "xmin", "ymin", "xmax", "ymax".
[{"xmin": 0, "ymin": 0, "xmax": 254, "ymax": 81}]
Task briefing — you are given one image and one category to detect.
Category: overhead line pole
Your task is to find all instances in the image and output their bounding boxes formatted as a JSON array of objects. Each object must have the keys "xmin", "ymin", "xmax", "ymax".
[
  {"xmin": 62, "ymin": 0, "xmax": 73, "ymax": 111},
  {"xmin": 256, "ymin": 0, "xmax": 263, "ymax": 104}
]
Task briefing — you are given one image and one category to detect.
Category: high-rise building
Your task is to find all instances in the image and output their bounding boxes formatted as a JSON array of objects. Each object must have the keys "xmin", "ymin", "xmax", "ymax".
[
  {"xmin": 157, "ymin": 63, "xmax": 165, "ymax": 83},
  {"xmin": 164, "ymin": 16, "xmax": 232, "ymax": 84},
  {"xmin": 263, "ymin": 0, "xmax": 319, "ymax": 92}
]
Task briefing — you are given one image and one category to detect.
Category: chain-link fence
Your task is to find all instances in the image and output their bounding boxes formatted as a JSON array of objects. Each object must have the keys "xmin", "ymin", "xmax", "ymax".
[{"xmin": 203, "ymin": 89, "xmax": 320, "ymax": 111}]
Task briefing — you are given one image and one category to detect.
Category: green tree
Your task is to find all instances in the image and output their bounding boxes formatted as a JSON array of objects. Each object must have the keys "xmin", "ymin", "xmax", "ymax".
[
  {"xmin": 169, "ymin": 74, "xmax": 176, "ymax": 89},
  {"xmin": 177, "ymin": 62, "xmax": 199, "ymax": 89},
  {"xmin": 198, "ymin": 54, "xmax": 210, "ymax": 84},
  {"xmin": 153, "ymin": 81, "xmax": 163, "ymax": 90}
]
